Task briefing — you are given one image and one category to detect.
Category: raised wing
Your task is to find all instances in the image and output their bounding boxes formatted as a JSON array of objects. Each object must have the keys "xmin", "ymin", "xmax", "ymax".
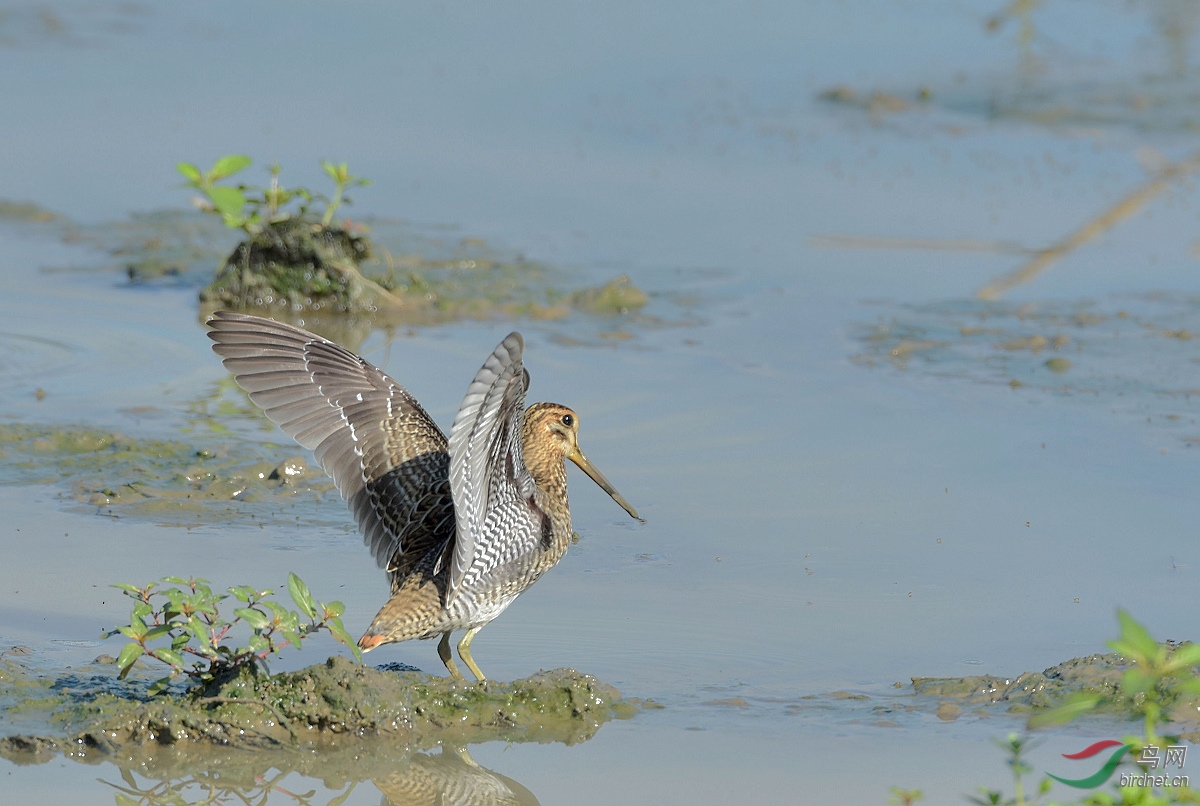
[
  {"xmin": 445, "ymin": 332, "xmax": 536, "ymax": 604},
  {"xmin": 206, "ymin": 311, "xmax": 454, "ymax": 580}
]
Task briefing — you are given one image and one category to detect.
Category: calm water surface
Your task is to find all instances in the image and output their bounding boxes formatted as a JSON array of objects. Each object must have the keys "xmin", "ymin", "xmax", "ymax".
[{"xmin": 3, "ymin": 1, "xmax": 1200, "ymax": 802}]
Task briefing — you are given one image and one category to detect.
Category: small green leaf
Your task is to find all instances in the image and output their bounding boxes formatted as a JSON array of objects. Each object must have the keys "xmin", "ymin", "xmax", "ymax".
[
  {"xmin": 116, "ymin": 792, "xmax": 141, "ymax": 806},
  {"xmin": 116, "ymin": 642, "xmax": 143, "ymax": 677},
  {"xmin": 188, "ymin": 616, "xmax": 212, "ymax": 650},
  {"xmin": 162, "ymin": 576, "xmax": 189, "ymax": 585},
  {"xmin": 324, "ymin": 601, "xmax": 345, "ymax": 619},
  {"xmin": 175, "ymin": 163, "xmax": 202, "ymax": 184},
  {"xmin": 209, "ymin": 154, "xmax": 252, "ymax": 181},
  {"xmin": 117, "ymin": 624, "xmax": 143, "ymax": 641},
  {"xmin": 154, "ymin": 648, "xmax": 185, "ymax": 669},
  {"xmin": 147, "ymin": 676, "xmax": 173, "ymax": 697},
  {"xmin": 1109, "ymin": 610, "xmax": 1160, "ymax": 662},
  {"xmin": 288, "ymin": 573, "xmax": 317, "ymax": 619},
  {"xmin": 143, "ymin": 625, "xmax": 173, "ymax": 642},
  {"xmin": 327, "ymin": 619, "xmax": 362, "ymax": 661},
  {"xmin": 1123, "ymin": 668, "xmax": 1155, "ymax": 695},
  {"xmin": 229, "ymin": 585, "xmax": 255, "ymax": 603},
  {"xmin": 206, "ymin": 186, "xmax": 246, "ymax": 219},
  {"xmin": 1165, "ymin": 643, "xmax": 1200, "ymax": 671},
  {"xmin": 1028, "ymin": 691, "xmax": 1100, "ymax": 729},
  {"xmin": 111, "ymin": 583, "xmax": 142, "ymax": 593},
  {"xmin": 260, "ymin": 600, "xmax": 290, "ymax": 621},
  {"xmin": 235, "ymin": 607, "xmax": 270, "ymax": 630}
]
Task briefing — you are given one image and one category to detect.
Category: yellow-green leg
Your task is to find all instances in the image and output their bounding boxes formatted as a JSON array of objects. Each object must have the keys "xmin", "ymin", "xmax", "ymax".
[
  {"xmin": 438, "ymin": 631, "xmax": 464, "ymax": 680},
  {"xmin": 457, "ymin": 626, "xmax": 486, "ymax": 682}
]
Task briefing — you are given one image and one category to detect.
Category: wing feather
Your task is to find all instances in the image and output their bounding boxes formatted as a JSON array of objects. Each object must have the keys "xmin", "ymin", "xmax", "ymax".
[
  {"xmin": 445, "ymin": 332, "xmax": 536, "ymax": 603},
  {"xmin": 207, "ymin": 311, "xmax": 454, "ymax": 577}
]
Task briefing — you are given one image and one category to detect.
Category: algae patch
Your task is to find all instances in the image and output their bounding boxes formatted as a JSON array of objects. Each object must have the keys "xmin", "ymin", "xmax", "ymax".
[
  {"xmin": 9, "ymin": 203, "xmax": 656, "ymax": 332},
  {"xmin": 200, "ymin": 216, "xmax": 650, "ymax": 325},
  {"xmin": 0, "ymin": 655, "xmax": 635, "ymax": 761},
  {"xmin": 0, "ymin": 421, "xmax": 337, "ymax": 525}
]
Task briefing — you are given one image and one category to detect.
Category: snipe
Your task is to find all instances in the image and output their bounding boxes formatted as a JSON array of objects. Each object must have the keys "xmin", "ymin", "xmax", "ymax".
[{"xmin": 207, "ymin": 312, "xmax": 640, "ymax": 681}]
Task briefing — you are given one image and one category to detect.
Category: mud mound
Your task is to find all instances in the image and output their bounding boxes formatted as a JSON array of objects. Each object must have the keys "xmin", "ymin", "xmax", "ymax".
[{"xmin": 0, "ymin": 656, "xmax": 636, "ymax": 763}]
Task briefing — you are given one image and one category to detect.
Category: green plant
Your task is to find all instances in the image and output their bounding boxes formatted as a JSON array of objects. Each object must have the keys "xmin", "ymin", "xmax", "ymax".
[
  {"xmin": 176, "ymin": 155, "xmax": 369, "ymax": 234},
  {"xmin": 969, "ymin": 734, "xmax": 1052, "ymax": 806},
  {"xmin": 103, "ymin": 573, "xmax": 360, "ymax": 695},
  {"xmin": 958, "ymin": 612, "xmax": 1200, "ymax": 805},
  {"xmin": 319, "ymin": 160, "xmax": 370, "ymax": 226},
  {"xmin": 888, "ymin": 787, "xmax": 924, "ymax": 805},
  {"xmin": 1032, "ymin": 611, "xmax": 1200, "ymax": 749}
]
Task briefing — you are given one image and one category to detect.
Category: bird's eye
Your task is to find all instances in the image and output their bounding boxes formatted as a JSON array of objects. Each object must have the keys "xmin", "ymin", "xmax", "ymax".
[{"xmin": 560, "ymin": 414, "xmax": 574, "ymax": 427}]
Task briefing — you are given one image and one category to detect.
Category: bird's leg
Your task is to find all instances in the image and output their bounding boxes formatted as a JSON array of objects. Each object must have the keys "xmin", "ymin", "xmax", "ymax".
[
  {"xmin": 438, "ymin": 631, "xmax": 464, "ymax": 681},
  {"xmin": 457, "ymin": 626, "xmax": 487, "ymax": 683}
]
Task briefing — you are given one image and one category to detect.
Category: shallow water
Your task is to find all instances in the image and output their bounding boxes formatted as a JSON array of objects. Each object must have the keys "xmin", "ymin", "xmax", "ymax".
[{"xmin": 4, "ymin": 0, "xmax": 1200, "ymax": 802}]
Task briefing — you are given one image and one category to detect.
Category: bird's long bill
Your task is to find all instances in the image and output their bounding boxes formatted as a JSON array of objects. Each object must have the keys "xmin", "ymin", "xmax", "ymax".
[{"xmin": 568, "ymin": 446, "xmax": 642, "ymax": 522}]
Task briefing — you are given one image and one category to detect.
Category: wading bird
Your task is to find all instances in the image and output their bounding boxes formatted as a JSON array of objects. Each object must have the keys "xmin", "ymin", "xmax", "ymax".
[{"xmin": 207, "ymin": 312, "xmax": 640, "ymax": 681}]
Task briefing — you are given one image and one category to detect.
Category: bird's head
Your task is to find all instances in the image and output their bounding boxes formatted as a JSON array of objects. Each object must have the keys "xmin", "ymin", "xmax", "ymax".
[{"xmin": 523, "ymin": 402, "xmax": 641, "ymax": 521}]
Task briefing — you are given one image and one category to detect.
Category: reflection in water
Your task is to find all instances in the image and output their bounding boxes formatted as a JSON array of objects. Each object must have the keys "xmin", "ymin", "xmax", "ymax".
[
  {"xmin": 985, "ymin": 0, "xmax": 1043, "ymax": 80},
  {"xmin": 988, "ymin": 0, "xmax": 1200, "ymax": 80},
  {"xmin": 374, "ymin": 747, "xmax": 539, "ymax": 806},
  {"xmin": 851, "ymin": 293, "xmax": 1200, "ymax": 448},
  {"xmin": 816, "ymin": 2, "xmax": 1200, "ymax": 300},
  {"xmin": 813, "ymin": 134, "xmax": 1200, "ymax": 300},
  {"xmin": 1158, "ymin": 0, "xmax": 1200, "ymax": 76},
  {"xmin": 975, "ymin": 148, "xmax": 1200, "ymax": 300},
  {"xmin": 94, "ymin": 745, "xmax": 539, "ymax": 806},
  {"xmin": 103, "ymin": 769, "xmax": 358, "ymax": 806}
]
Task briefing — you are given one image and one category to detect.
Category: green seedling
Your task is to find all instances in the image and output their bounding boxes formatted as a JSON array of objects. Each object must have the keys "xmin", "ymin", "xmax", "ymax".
[
  {"xmin": 176, "ymin": 155, "xmax": 369, "ymax": 234},
  {"xmin": 320, "ymin": 160, "xmax": 370, "ymax": 226},
  {"xmin": 103, "ymin": 573, "xmax": 361, "ymax": 695}
]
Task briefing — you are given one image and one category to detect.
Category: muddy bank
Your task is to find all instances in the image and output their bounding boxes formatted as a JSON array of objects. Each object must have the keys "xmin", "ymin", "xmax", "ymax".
[
  {"xmin": 910, "ymin": 645, "xmax": 1200, "ymax": 738},
  {"xmin": 698, "ymin": 644, "xmax": 1200, "ymax": 737},
  {"xmin": 0, "ymin": 655, "xmax": 637, "ymax": 766}
]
